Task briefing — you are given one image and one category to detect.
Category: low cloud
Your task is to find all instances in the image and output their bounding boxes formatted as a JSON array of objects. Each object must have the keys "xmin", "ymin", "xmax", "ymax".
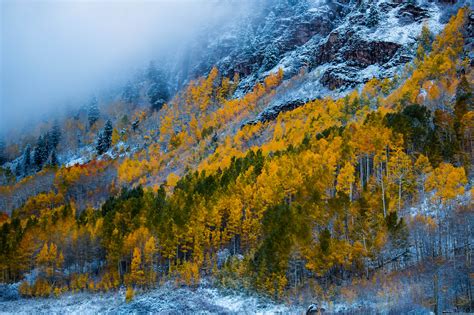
[{"xmin": 1, "ymin": 0, "xmax": 251, "ymax": 134}]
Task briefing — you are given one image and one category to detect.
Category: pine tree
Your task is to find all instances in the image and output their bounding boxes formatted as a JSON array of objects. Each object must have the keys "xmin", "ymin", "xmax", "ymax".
[
  {"xmin": 33, "ymin": 135, "xmax": 49, "ymax": 171},
  {"xmin": 0, "ymin": 139, "xmax": 6, "ymax": 165},
  {"xmin": 122, "ymin": 81, "xmax": 140, "ymax": 104},
  {"xmin": 88, "ymin": 97, "xmax": 100, "ymax": 128},
  {"xmin": 15, "ymin": 162, "xmax": 22, "ymax": 177},
  {"xmin": 49, "ymin": 122, "xmax": 61, "ymax": 149},
  {"xmin": 22, "ymin": 144, "xmax": 31, "ymax": 173},
  {"xmin": 132, "ymin": 119, "xmax": 139, "ymax": 132},
  {"xmin": 419, "ymin": 24, "xmax": 433, "ymax": 53},
  {"xmin": 262, "ymin": 43, "xmax": 280, "ymax": 70},
  {"xmin": 454, "ymin": 75, "xmax": 473, "ymax": 120},
  {"xmin": 358, "ymin": 0, "xmax": 368, "ymax": 13},
  {"xmin": 96, "ymin": 120, "xmax": 113, "ymax": 155},
  {"xmin": 147, "ymin": 62, "xmax": 169, "ymax": 112},
  {"xmin": 241, "ymin": 22, "xmax": 256, "ymax": 55},
  {"xmin": 49, "ymin": 150, "xmax": 59, "ymax": 167},
  {"xmin": 319, "ymin": 228, "xmax": 331, "ymax": 254},
  {"xmin": 366, "ymin": 5, "xmax": 379, "ymax": 28}
]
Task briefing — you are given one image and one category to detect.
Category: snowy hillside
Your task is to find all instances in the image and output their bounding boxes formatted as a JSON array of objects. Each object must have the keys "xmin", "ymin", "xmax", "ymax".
[
  {"xmin": 0, "ymin": 281, "xmax": 302, "ymax": 314},
  {"xmin": 0, "ymin": 1, "xmax": 473, "ymax": 314}
]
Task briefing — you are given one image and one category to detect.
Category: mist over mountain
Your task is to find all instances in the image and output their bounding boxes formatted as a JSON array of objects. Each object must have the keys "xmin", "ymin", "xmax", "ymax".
[{"xmin": 1, "ymin": 0, "xmax": 260, "ymax": 134}]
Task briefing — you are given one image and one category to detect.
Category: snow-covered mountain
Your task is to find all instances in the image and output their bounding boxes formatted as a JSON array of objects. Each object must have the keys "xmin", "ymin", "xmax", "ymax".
[{"xmin": 171, "ymin": 0, "xmax": 469, "ymax": 121}]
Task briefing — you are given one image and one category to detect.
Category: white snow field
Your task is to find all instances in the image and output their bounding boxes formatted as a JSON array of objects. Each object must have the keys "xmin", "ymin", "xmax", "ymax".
[{"xmin": 0, "ymin": 281, "xmax": 303, "ymax": 314}]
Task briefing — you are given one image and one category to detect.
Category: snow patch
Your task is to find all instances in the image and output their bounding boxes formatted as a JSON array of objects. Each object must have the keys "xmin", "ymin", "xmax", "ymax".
[{"xmin": 0, "ymin": 280, "xmax": 302, "ymax": 314}]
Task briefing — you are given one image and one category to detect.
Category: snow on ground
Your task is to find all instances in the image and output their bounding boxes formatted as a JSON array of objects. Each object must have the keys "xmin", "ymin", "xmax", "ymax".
[
  {"xmin": 407, "ymin": 185, "xmax": 473, "ymax": 218},
  {"xmin": 366, "ymin": 2, "xmax": 444, "ymax": 46},
  {"xmin": 0, "ymin": 281, "xmax": 303, "ymax": 315}
]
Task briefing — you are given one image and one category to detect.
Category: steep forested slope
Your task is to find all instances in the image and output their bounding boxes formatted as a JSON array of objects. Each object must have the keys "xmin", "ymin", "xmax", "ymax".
[{"xmin": 0, "ymin": 3, "xmax": 473, "ymax": 314}]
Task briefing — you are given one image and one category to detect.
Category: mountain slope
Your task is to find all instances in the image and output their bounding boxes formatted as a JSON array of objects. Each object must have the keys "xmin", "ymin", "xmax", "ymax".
[{"xmin": 0, "ymin": 2, "xmax": 473, "ymax": 314}]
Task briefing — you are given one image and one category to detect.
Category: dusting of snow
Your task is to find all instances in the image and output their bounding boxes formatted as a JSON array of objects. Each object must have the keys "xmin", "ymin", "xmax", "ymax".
[
  {"xmin": 407, "ymin": 184, "xmax": 473, "ymax": 218},
  {"xmin": 0, "ymin": 280, "xmax": 302, "ymax": 314},
  {"xmin": 65, "ymin": 157, "xmax": 90, "ymax": 168},
  {"xmin": 252, "ymin": 1, "xmax": 451, "ymax": 124},
  {"xmin": 365, "ymin": 3, "xmax": 443, "ymax": 46}
]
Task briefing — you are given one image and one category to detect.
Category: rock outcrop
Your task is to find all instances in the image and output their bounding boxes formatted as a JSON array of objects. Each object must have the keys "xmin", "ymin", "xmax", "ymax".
[{"xmin": 167, "ymin": 0, "xmax": 469, "ymax": 125}]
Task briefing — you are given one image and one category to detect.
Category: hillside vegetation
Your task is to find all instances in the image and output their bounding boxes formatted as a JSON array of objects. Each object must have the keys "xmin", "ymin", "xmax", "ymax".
[{"xmin": 0, "ymin": 6, "xmax": 473, "ymax": 313}]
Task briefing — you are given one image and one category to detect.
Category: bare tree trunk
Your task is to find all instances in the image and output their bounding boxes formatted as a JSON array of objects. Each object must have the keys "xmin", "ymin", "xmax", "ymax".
[
  {"xmin": 380, "ymin": 162, "xmax": 386, "ymax": 217},
  {"xmin": 366, "ymin": 153, "xmax": 370, "ymax": 188},
  {"xmin": 363, "ymin": 236, "xmax": 369, "ymax": 279},
  {"xmin": 398, "ymin": 177, "xmax": 402, "ymax": 213},
  {"xmin": 344, "ymin": 184, "xmax": 352, "ymax": 241},
  {"xmin": 434, "ymin": 271, "xmax": 441, "ymax": 315},
  {"xmin": 468, "ymin": 276, "xmax": 473, "ymax": 313},
  {"xmin": 233, "ymin": 237, "xmax": 236, "ymax": 256}
]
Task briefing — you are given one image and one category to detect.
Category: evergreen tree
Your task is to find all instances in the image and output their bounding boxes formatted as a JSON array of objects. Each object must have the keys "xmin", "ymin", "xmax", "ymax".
[
  {"xmin": 147, "ymin": 62, "xmax": 169, "ymax": 112},
  {"xmin": 454, "ymin": 75, "xmax": 473, "ymax": 119},
  {"xmin": 419, "ymin": 24, "xmax": 433, "ymax": 53},
  {"xmin": 33, "ymin": 136, "xmax": 48, "ymax": 171},
  {"xmin": 15, "ymin": 162, "xmax": 22, "ymax": 177},
  {"xmin": 0, "ymin": 139, "xmax": 6, "ymax": 165},
  {"xmin": 366, "ymin": 5, "xmax": 379, "ymax": 28},
  {"xmin": 22, "ymin": 144, "xmax": 31, "ymax": 173},
  {"xmin": 88, "ymin": 97, "xmax": 100, "ymax": 128},
  {"xmin": 260, "ymin": 11, "xmax": 276, "ymax": 41},
  {"xmin": 262, "ymin": 43, "xmax": 280, "ymax": 70},
  {"xmin": 454, "ymin": 75, "xmax": 472, "ymax": 157},
  {"xmin": 122, "ymin": 81, "xmax": 140, "ymax": 105},
  {"xmin": 96, "ymin": 120, "xmax": 113, "ymax": 155},
  {"xmin": 49, "ymin": 150, "xmax": 59, "ymax": 167},
  {"xmin": 319, "ymin": 228, "xmax": 331, "ymax": 254},
  {"xmin": 49, "ymin": 122, "xmax": 61, "ymax": 149},
  {"xmin": 241, "ymin": 22, "xmax": 256, "ymax": 55},
  {"xmin": 358, "ymin": 0, "xmax": 368, "ymax": 13}
]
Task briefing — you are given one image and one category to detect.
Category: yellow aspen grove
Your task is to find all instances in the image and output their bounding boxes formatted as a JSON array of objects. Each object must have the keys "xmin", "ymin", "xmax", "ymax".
[
  {"xmin": 125, "ymin": 287, "xmax": 134, "ymax": 302},
  {"xmin": 47, "ymin": 243, "xmax": 58, "ymax": 278},
  {"xmin": 414, "ymin": 154, "xmax": 432, "ymax": 197},
  {"xmin": 336, "ymin": 161, "xmax": 356, "ymax": 239},
  {"xmin": 111, "ymin": 128, "xmax": 120, "ymax": 146},
  {"xmin": 388, "ymin": 149, "xmax": 413, "ymax": 213},
  {"xmin": 36, "ymin": 243, "xmax": 50, "ymax": 276},
  {"xmin": 337, "ymin": 162, "xmax": 355, "ymax": 201},
  {"xmin": 129, "ymin": 247, "xmax": 146, "ymax": 288},
  {"xmin": 144, "ymin": 236, "xmax": 157, "ymax": 286},
  {"xmin": 425, "ymin": 163, "xmax": 467, "ymax": 205},
  {"xmin": 0, "ymin": 5, "xmax": 472, "ymax": 313}
]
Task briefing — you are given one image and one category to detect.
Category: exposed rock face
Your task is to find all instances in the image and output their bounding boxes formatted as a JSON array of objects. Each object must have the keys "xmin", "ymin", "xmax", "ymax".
[
  {"xmin": 206, "ymin": 1, "xmax": 444, "ymax": 93},
  {"xmin": 180, "ymin": 1, "xmax": 340, "ymax": 90},
  {"xmin": 321, "ymin": 70, "xmax": 356, "ymax": 91},
  {"xmin": 245, "ymin": 99, "xmax": 308, "ymax": 126},
  {"xmin": 397, "ymin": 3, "xmax": 430, "ymax": 23},
  {"xmin": 344, "ymin": 41, "xmax": 401, "ymax": 68},
  {"xmin": 232, "ymin": 0, "xmax": 458, "ymax": 124},
  {"xmin": 165, "ymin": 0, "xmax": 468, "ymax": 124},
  {"xmin": 313, "ymin": 37, "xmax": 404, "ymax": 91}
]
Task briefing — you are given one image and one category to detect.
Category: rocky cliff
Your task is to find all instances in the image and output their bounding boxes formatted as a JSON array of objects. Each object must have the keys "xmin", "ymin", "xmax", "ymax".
[{"xmin": 174, "ymin": 0, "xmax": 469, "ymax": 123}]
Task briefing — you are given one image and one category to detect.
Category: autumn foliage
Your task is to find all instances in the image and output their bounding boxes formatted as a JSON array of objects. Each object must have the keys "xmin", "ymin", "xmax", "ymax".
[{"xmin": 0, "ymin": 8, "xmax": 472, "ymax": 309}]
